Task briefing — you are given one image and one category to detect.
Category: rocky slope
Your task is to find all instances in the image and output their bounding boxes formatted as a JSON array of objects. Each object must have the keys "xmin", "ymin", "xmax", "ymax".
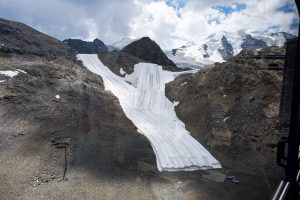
[
  {"xmin": 166, "ymin": 45, "xmax": 287, "ymax": 191},
  {"xmin": 63, "ymin": 38, "xmax": 108, "ymax": 53},
  {"xmin": 0, "ymin": 18, "xmax": 156, "ymax": 199}
]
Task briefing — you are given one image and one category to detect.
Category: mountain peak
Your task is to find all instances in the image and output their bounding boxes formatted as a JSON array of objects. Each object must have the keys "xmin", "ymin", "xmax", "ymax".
[{"xmin": 121, "ymin": 37, "xmax": 180, "ymax": 71}]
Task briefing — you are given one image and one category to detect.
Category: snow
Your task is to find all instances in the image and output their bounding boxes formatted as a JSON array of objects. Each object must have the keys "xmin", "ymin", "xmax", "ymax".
[
  {"xmin": 0, "ymin": 70, "xmax": 19, "ymax": 78},
  {"xmin": 17, "ymin": 69, "xmax": 27, "ymax": 74},
  {"xmin": 112, "ymin": 37, "xmax": 140, "ymax": 50},
  {"xmin": 223, "ymin": 117, "xmax": 229, "ymax": 122},
  {"xmin": 181, "ymin": 82, "xmax": 187, "ymax": 86},
  {"xmin": 120, "ymin": 68, "xmax": 126, "ymax": 75},
  {"xmin": 55, "ymin": 95, "xmax": 60, "ymax": 99},
  {"xmin": 0, "ymin": 69, "xmax": 26, "ymax": 81},
  {"xmin": 174, "ymin": 101, "xmax": 180, "ymax": 106},
  {"xmin": 78, "ymin": 54, "xmax": 221, "ymax": 171},
  {"xmin": 166, "ymin": 30, "xmax": 291, "ymax": 69}
]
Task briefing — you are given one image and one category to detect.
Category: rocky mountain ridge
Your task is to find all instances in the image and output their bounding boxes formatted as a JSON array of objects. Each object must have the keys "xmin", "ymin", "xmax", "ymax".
[
  {"xmin": 64, "ymin": 36, "xmax": 181, "ymax": 72},
  {"xmin": 63, "ymin": 38, "xmax": 108, "ymax": 54}
]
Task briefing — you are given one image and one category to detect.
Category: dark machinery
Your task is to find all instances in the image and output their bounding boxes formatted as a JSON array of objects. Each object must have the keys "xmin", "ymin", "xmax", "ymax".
[{"xmin": 273, "ymin": 1, "xmax": 300, "ymax": 199}]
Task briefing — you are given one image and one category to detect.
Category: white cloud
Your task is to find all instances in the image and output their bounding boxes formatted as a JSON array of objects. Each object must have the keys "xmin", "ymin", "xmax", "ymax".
[
  {"xmin": 130, "ymin": 0, "xmax": 299, "ymax": 49},
  {"xmin": 0, "ymin": 0, "xmax": 298, "ymax": 49}
]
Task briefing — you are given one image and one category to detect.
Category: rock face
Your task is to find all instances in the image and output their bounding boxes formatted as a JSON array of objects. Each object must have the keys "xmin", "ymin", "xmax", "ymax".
[
  {"xmin": 202, "ymin": 44, "xmax": 209, "ymax": 58},
  {"xmin": 122, "ymin": 37, "xmax": 181, "ymax": 71},
  {"xmin": 63, "ymin": 38, "xmax": 108, "ymax": 53},
  {"xmin": 97, "ymin": 51, "xmax": 143, "ymax": 76},
  {"xmin": 241, "ymin": 34, "xmax": 267, "ymax": 50},
  {"xmin": 218, "ymin": 36, "xmax": 234, "ymax": 60},
  {"xmin": 166, "ymin": 45, "xmax": 287, "ymax": 192}
]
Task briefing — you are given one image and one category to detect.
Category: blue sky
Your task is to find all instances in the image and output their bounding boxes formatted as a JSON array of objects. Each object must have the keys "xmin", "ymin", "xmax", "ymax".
[
  {"xmin": 213, "ymin": 3, "xmax": 246, "ymax": 15},
  {"xmin": 165, "ymin": 0, "xmax": 186, "ymax": 9},
  {"xmin": 277, "ymin": 2, "xmax": 297, "ymax": 13},
  {"xmin": 0, "ymin": 0, "xmax": 299, "ymax": 49}
]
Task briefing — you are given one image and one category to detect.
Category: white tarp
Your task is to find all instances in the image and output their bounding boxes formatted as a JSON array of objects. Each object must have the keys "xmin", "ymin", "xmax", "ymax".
[{"xmin": 78, "ymin": 54, "xmax": 221, "ymax": 171}]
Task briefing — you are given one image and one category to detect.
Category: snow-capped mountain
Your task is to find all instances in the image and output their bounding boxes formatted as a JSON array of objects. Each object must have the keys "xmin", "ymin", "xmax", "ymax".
[{"xmin": 166, "ymin": 30, "xmax": 295, "ymax": 69}]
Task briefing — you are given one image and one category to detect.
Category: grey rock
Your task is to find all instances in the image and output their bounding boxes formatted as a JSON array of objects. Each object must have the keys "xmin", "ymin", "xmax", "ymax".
[
  {"xmin": 241, "ymin": 34, "xmax": 267, "ymax": 50},
  {"xmin": 218, "ymin": 36, "xmax": 234, "ymax": 60}
]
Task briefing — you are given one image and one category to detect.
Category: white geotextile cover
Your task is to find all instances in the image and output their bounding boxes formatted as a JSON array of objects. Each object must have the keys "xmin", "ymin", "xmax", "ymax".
[{"xmin": 78, "ymin": 54, "xmax": 221, "ymax": 171}]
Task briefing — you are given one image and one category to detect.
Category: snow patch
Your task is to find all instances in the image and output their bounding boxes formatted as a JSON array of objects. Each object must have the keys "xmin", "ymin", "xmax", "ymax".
[
  {"xmin": 17, "ymin": 69, "xmax": 27, "ymax": 74},
  {"xmin": 55, "ymin": 95, "xmax": 60, "ymax": 99},
  {"xmin": 174, "ymin": 101, "xmax": 180, "ymax": 106},
  {"xmin": 0, "ymin": 70, "xmax": 19, "ymax": 78},
  {"xmin": 120, "ymin": 68, "xmax": 126, "ymax": 75},
  {"xmin": 78, "ymin": 54, "xmax": 221, "ymax": 171},
  {"xmin": 0, "ymin": 80, "xmax": 5, "ymax": 83},
  {"xmin": 181, "ymin": 82, "xmax": 187, "ymax": 86}
]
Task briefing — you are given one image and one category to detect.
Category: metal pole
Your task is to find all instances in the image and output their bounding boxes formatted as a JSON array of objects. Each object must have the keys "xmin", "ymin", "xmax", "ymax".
[
  {"xmin": 272, "ymin": 181, "xmax": 285, "ymax": 200},
  {"xmin": 278, "ymin": 182, "xmax": 290, "ymax": 200}
]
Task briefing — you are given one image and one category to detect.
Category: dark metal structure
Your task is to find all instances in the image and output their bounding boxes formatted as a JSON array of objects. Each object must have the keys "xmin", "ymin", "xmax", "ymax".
[{"xmin": 273, "ymin": 1, "xmax": 300, "ymax": 199}]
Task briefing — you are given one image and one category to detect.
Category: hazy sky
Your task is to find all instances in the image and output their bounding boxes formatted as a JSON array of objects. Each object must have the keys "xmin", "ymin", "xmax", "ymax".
[{"xmin": 0, "ymin": 0, "xmax": 299, "ymax": 49}]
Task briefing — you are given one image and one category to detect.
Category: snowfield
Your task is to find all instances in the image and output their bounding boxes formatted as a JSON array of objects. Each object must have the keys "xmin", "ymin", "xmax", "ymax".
[{"xmin": 78, "ymin": 54, "xmax": 221, "ymax": 171}]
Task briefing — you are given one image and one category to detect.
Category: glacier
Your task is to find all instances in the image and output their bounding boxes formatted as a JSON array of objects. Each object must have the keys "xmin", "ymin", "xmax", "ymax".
[{"xmin": 78, "ymin": 54, "xmax": 221, "ymax": 171}]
